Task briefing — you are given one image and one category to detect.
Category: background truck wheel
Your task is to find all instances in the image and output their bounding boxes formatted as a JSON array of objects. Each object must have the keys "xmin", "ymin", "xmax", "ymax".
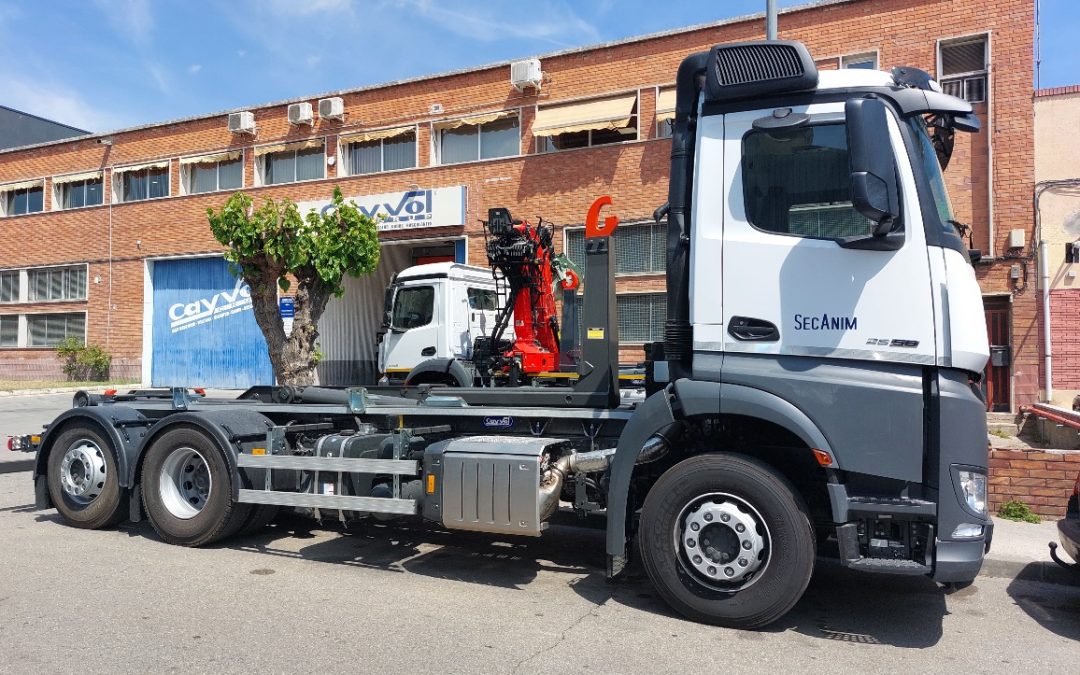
[
  {"xmin": 46, "ymin": 422, "xmax": 127, "ymax": 529},
  {"xmin": 638, "ymin": 453, "xmax": 815, "ymax": 629},
  {"xmin": 141, "ymin": 426, "xmax": 250, "ymax": 547},
  {"xmin": 236, "ymin": 505, "xmax": 279, "ymax": 537}
]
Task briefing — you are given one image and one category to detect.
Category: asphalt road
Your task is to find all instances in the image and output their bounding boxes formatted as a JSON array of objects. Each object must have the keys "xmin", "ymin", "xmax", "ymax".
[
  {"xmin": 0, "ymin": 393, "xmax": 71, "ymax": 471},
  {"xmin": 0, "ymin": 470, "xmax": 1077, "ymax": 674}
]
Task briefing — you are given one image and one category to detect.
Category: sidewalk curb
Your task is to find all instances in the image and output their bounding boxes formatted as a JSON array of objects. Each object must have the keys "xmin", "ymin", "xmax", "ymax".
[
  {"xmin": 978, "ymin": 556, "xmax": 1077, "ymax": 587},
  {"xmin": 0, "ymin": 387, "xmax": 109, "ymax": 398}
]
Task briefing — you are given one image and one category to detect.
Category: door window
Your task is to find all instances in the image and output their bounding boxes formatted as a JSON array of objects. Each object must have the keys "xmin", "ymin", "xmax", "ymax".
[
  {"xmin": 466, "ymin": 287, "xmax": 498, "ymax": 311},
  {"xmin": 741, "ymin": 123, "xmax": 875, "ymax": 240},
  {"xmin": 391, "ymin": 286, "xmax": 434, "ymax": 330}
]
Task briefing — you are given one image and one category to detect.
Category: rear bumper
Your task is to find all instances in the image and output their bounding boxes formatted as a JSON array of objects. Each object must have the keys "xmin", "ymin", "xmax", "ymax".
[{"xmin": 1058, "ymin": 518, "xmax": 1080, "ymax": 563}]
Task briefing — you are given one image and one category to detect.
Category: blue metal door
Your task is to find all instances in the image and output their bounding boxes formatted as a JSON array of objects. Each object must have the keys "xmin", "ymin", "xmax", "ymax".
[{"xmin": 151, "ymin": 257, "xmax": 274, "ymax": 388}]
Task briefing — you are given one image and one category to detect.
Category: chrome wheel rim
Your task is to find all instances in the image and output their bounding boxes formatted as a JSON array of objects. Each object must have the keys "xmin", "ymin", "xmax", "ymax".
[
  {"xmin": 674, "ymin": 492, "xmax": 771, "ymax": 591},
  {"xmin": 59, "ymin": 440, "xmax": 108, "ymax": 505},
  {"xmin": 158, "ymin": 447, "xmax": 212, "ymax": 520}
]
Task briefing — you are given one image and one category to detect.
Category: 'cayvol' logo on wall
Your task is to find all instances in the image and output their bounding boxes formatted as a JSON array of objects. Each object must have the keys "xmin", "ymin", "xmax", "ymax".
[
  {"xmin": 318, "ymin": 190, "xmax": 434, "ymax": 231},
  {"xmin": 168, "ymin": 278, "xmax": 253, "ymax": 333}
]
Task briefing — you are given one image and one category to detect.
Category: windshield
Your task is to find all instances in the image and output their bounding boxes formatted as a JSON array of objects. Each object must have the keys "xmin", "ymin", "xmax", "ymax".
[
  {"xmin": 906, "ymin": 116, "xmax": 958, "ymax": 237},
  {"xmin": 391, "ymin": 285, "xmax": 434, "ymax": 330}
]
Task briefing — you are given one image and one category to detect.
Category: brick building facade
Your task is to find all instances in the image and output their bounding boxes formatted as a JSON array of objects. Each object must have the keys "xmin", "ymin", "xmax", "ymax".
[{"xmin": 0, "ymin": 0, "xmax": 1036, "ymax": 405}]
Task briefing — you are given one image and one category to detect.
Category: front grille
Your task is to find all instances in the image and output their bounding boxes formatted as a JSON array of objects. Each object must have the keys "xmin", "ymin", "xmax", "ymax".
[{"xmin": 713, "ymin": 44, "xmax": 805, "ymax": 87}]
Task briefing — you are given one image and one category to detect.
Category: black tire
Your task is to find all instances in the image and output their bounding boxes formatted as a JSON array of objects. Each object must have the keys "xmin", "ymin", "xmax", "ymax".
[
  {"xmin": 72, "ymin": 391, "xmax": 90, "ymax": 408},
  {"xmin": 141, "ymin": 426, "xmax": 250, "ymax": 547},
  {"xmin": 236, "ymin": 504, "xmax": 279, "ymax": 537},
  {"xmin": 46, "ymin": 422, "xmax": 127, "ymax": 529},
  {"xmin": 638, "ymin": 453, "xmax": 815, "ymax": 629}
]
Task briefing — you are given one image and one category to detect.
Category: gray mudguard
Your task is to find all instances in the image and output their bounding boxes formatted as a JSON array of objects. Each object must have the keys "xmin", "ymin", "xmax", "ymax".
[
  {"xmin": 34, "ymin": 405, "xmax": 152, "ymax": 490},
  {"xmin": 405, "ymin": 358, "xmax": 471, "ymax": 387}
]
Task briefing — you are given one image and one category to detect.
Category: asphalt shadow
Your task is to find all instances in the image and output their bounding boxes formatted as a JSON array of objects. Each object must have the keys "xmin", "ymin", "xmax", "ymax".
[{"xmin": 1006, "ymin": 564, "xmax": 1080, "ymax": 641}]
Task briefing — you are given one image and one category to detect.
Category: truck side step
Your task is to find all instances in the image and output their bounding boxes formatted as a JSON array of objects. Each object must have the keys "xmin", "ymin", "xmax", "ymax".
[
  {"xmin": 237, "ymin": 489, "xmax": 417, "ymax": 515},
  {"xmin": 846, "ymin": 558, "xmax": 931, "ymax": 575},
  {"xmin": 236, "ymin": 454, "xmax": 418, "ymax": 475}
]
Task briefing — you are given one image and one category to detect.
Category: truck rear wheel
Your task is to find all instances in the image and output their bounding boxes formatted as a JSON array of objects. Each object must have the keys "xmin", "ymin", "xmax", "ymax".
[
  {"xmin": 46, "ymin": 422, "xmax": 127, "ymax": 529},
  {"xmin": 638, "ymin": 453, "xmax": 814, "ymax": 629},
  {"xmin": 141, "ymin": 427, "xmax": 249, "ymax": 546}
]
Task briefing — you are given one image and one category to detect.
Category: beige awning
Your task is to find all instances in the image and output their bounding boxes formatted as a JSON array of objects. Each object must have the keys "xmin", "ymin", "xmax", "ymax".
[
  {"xmin": 339, "ymin": 126, "xmax": 414, "ymax": 145},
  {"xmin": 0, "ymin": 178, "xmax": 43, "ymax": 192},
  {"xmin": 433, "ymin": 110, "xmax": 515, "ymax": 131},
  {"xmin": 180, "ymin": 150, "xmax": 243, "ymax": 166},
  {"xmin": 656, "ymin": 87, "xmax": 677, "ymax": 122},
  {"xmin": 52, "ymin": 170, "xmax": 103, "ymax": 185},
  {"xmin": 532, "ymin": 94, "xmax": 637, "ymax": 137},
  {"xmin": 254, "ymin": 139, "xmax": 324, "ymax": 157},
  {"xmin": 113, "ymin": 160, "xmax": 170, "ymax": 174}
]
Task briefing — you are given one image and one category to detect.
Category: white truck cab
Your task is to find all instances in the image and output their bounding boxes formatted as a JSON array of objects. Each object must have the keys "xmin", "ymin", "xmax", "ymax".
[{"xmin": 377, "ymin": 262, "xmax": 506, "ymax": 384}]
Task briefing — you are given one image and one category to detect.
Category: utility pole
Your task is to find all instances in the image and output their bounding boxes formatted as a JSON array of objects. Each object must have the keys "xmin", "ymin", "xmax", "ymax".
[{"xmin": 766, "ymin": 0, "xmax": 777, "ymax": 40}]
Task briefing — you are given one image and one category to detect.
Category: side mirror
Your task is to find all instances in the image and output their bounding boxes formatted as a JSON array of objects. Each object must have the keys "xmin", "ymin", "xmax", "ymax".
[{"xmin": 846, "ymin": 97, "xmax": 900, "ymax": 237}]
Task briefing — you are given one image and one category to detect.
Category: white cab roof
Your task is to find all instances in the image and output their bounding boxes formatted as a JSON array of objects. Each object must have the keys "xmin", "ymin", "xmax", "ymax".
[{"xmin": 395, "ymin": 262, "xmax": 495, "ymax": 284}]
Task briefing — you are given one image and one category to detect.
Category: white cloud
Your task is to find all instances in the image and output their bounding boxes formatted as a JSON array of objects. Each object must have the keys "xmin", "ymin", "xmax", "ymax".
[
  {"xmin": 146, "ymin": 62, "xmax": 170, "ymax": 95},
  {"xmin": 305, "ymin": 55, "xmax": 322, "ymax": 68},
  {"xmin": 92, "ymin": 0, "xmax": 154, "ymax": 46},
  {"xmin": 0, "ymin": 72, "xmax": 131, "ymax": 132},
  {"xmin": 263, "ymin": 0, "xmax": 353, "ymax": 17},
  {"xmin": 397, "ymin": 0, "xmax": 600, "ymax": 47},
  {"xmin": 187, "ymin": 64, "xmax": 202, "ymax": 74}
]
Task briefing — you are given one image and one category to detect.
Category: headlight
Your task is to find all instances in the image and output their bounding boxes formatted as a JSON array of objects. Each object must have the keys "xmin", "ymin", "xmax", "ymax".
[{"xmin": 958, "ymin": 470, "xmax": 987, "ymax": 516}]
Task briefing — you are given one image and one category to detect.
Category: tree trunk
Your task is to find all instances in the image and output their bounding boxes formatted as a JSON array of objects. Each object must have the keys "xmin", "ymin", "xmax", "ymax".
[{"xmin": 243, "ymin": 260, "xmax": 333, "ymax": 387}]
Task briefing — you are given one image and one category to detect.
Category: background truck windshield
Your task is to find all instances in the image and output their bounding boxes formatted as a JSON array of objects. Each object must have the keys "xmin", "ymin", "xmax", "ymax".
[{"xmin": 391, "ymin": 286, "xmax": 434, "ymax": 330}]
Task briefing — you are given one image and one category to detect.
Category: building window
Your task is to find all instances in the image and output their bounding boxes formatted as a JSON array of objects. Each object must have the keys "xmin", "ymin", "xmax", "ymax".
[
  {"xmin": 742, "ymin": 123, "xmax": 874, "ymax": 240},
  {"xmin": 114, "ymin": 163, "xmax": 170, "ymax": 203},
  {"xmin": 436, "ymin": 113, "xmax": 519, "ymax": 165},
  {"xmin": 27, "ymin": 312, "xmax": 85, "ymax": 347},
  {"xmin": 574, "ymin": 292, "xmax": 666, "ymax": 344},
  {"xmin": 0, "ymin": 270, "xmax": 19, "ymax": 304},
  {"xmin": 565, "ymin": 222, "xmax": 666, "ymax": 276},
  {"xmin": 841, "ymin": 52, "xmax": 877, "ymax": 70},
  {"xmin": 656, "ymin": 87, "xmax": 675, "ymax": 139},
  {"xmin": 180, "ymin": 152, "xmax": 243, "ymax": 195},
  {"xmin": 54, "ymin": 172, "xmax": 104, "ymax": 210},
  {"xmin": 535, "ymin": 94, "xmax": 638, "ymax": 152},
  {"xmin": 257, "ymin": 141, "xmax": 325, "ymax": 185},
  {"xmin": 0, "ymin": 181, "xmax": 44, "ymax": 216},
  {"xmin": 28, "ymin": 265, "xmax": 87, "ymax": 302},
  {"xmin": 343, "ymin": 128, "xmax": 416, "ymax": 175},
  {"xmin": 939, "ymin": 35, "xmax": 987, "ymax": 103},
  {"xmin": 0, "ymin": 314, "xmax": 16, "ymax": 347}
]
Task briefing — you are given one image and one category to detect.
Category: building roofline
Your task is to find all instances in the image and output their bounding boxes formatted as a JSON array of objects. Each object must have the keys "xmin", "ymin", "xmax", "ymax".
[
  {"xmin": 0, "ymin": 104, "xmax": 90, "ymax": 135},
  {"xmin": 0, "ymin": 0, "xmax": 854, "ymax": 157},
  {"xmin": 1035, "ymin": 85, "xmax": 1080, "ymax": 98}
]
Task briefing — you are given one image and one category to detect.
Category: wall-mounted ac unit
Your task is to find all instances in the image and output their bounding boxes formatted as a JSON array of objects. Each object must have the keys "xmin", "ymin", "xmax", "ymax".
[
  {"xmin": 228, "ymin": 111, "xmax": 256, "ymax": 135},
  {"xmin": 288, "ymin": 102, "xmax": 314, "ymax": 126},
  {"xmin": 510, "ymin": 58, "xmax": 542, "ymax": 92},
  {"xmin": 318, "ymin": 97, "xmax": 344, "ymax": 121}
]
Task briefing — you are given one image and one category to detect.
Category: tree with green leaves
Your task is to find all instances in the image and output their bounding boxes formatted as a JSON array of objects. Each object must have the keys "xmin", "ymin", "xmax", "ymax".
[{"xmin": 207, "ymin": 187, "xmax": 380, "ymax": 386}]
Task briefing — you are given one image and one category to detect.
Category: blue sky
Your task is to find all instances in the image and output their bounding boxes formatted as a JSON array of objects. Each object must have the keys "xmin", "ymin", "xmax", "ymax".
[{"xmin": 0, "ymin": 0, "xmax": 1072, "ymax": 133}]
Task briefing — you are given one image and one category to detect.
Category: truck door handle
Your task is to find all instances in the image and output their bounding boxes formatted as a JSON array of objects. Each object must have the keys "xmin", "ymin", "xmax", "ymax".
[
  {"xmin": 421, "ymin": 346, "xmax": 436, "ymax": 356},
  {"xmin": 728, "ymin": 316, "xmax": 779, "ymax": 342}
]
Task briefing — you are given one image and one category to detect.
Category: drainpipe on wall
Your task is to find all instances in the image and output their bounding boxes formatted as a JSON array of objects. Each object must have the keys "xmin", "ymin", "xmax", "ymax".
[{"xmin": 766, "ymin": 0, "xmax": 777, "ymax": 40}]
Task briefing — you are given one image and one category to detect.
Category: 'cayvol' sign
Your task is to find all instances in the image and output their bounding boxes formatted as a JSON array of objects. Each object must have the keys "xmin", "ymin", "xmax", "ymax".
[
  {"xmin": 295, "ymin": 186, "xmax": 467, "ymax": 232},
  {"xmin": 168, "ymin": 277, "xmax": 253, "ymax": 333}
]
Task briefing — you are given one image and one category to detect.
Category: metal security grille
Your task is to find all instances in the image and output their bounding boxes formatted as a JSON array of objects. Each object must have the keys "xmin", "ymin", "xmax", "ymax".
[
  {"xmin": 565, "ymin": 223, "xmax": 666, "ymax": 275},
  {"xmin": 27, "ymin": 313, "xmax": 84, "ymax": 347},
  {"xmin": 0, "ymin": 315, "xmax": 15, "ymax": 347},
  {"xmin": 0, "ymin": 271, "xmax": 18, "ymax": 303},
  {"xmin": 941, "ymin": 38, "xmax": 986, "ymax": 76},
  {"xmin": 788, "ymin": 204, "xmax": 872, "ymax": 238},
  {"xmin": 574, "ymin": 292, "xmax": 666, "ymax": 344}
]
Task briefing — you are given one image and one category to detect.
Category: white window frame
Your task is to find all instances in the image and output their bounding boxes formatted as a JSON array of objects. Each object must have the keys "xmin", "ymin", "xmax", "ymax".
[
  {"xmin": 0, "ymin": 313, "xmax": 19, "ymax": 348},
  {"xmin": 936, "ymin": 33, "xmax": 990, "ymax": 104},
  {"xmin": 179, "ymin": 151, "xmax": 246, "ymax": 196},
  {"xmin": 0, "ymin": 269, "xmax": 20, "ymax": 304},
  {"xmin": 24, "ymin": 263, "xmax": 90, "ymax": 304},
  {"xmin": 0, "ymin": 179, "xmax": 46, "ymax": 217},
  {"xmin": 22, "ymin": 310, "xmax": 89, "ymax": 349},
  {"xmin": 254, "ymin": 141, "xmax": 327, "ymax": 187},
  {"xmin": 52, "ymin": 171, "xmax": 105, "ymax": 211},
  {"xmin": 432, "ymin": 111, "xmax": 521, "ymax": 166},
  {"xmin": 339, "ymin": 127, "xmax": 419, "ymax": 177},
  {"xmin": 111, "ymin": 162, "xmax": 172, "ymax": 204},
  {"xmin": 840, "ymin": 51, "xmax": 878, "ymax": 70}
]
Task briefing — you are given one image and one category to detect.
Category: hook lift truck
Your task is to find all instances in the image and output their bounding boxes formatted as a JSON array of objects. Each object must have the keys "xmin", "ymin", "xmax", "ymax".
[{"xmin": 10, "ymin": 41, "xmax": 993, "ymax": 628}]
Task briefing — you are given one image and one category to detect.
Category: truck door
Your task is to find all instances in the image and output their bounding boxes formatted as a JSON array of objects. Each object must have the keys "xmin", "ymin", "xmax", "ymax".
[
  {"xmin": 466, "ymin": 286, "xmax": 500, "ymax": 354},
  {"xmin": 700, "ymin": 103, "xmax": 936, "ymax": 483},
  {"xmin": 380, "ymin": 282, "xmax": 440, "ymax": 373}
]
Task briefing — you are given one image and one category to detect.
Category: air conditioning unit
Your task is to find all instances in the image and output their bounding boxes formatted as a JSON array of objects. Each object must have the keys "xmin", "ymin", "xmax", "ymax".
[
  {"xmin": 288, "ymin": 102, "xmax": 314, "ymax": 126},
  {"xmin": 228, "ymin": 111, "xmax": 256, "ymax": 135},
  {"xmin": 318, "ymin": 97, "xmax": 345, "ymax": 121},
  {"xmin": 510, "ymin": 58, "xmax": 542, "ymax": 92}
]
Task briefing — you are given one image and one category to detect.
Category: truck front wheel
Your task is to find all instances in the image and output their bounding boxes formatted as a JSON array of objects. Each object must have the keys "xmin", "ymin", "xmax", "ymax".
[
  {"xmin": 638, "ymin": 453, "xmax": 815, "ymax": 629},
  {"xmin": 141, "ymin": 427, "xmax": 249, "ymax": 546},
  {"xmin": 46, "ymin": 422, "xmax": 127, "ymax": 529}
]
